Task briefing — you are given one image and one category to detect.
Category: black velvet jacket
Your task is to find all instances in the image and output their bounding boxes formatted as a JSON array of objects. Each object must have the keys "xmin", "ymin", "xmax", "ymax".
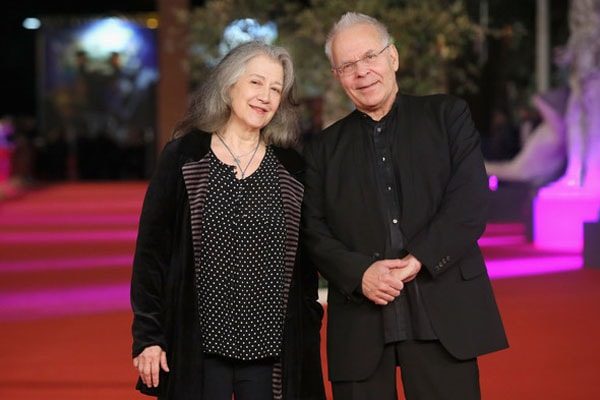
[{"xmin": 131, "ymin": 130, "xmax": 325, "ymax": 399}]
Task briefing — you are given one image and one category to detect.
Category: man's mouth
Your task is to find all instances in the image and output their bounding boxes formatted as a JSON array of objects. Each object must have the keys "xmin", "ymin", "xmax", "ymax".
[{"xmin": 356, "ymin": 81, "xmax": 377, "ymax": 90}]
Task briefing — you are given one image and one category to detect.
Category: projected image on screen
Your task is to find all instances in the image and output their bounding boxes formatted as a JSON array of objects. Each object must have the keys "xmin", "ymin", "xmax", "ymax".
[{"xmin": 40, "ymin": 17, "xmax": 158, "ymax": 180}]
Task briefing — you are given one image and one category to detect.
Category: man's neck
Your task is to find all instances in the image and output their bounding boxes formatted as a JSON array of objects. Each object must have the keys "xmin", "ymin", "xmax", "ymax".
[{"xmin": 361, "ymin": 88, "xmax": 399, "ymax": 121}]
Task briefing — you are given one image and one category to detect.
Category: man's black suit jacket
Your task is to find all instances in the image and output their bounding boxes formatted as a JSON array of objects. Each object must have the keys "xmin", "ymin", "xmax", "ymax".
[{"xmin": 302, "ymin": 94, "xmax": 508, "ymax": 382}]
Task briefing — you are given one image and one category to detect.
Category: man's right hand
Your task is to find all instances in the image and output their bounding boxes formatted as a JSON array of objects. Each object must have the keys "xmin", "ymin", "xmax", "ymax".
[{"xmin": 361, "ymin": 259, "xmax": 405, "ymax": 305}]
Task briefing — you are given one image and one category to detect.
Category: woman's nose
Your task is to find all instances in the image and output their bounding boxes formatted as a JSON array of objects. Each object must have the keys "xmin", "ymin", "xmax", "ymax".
[{"xmin": 257, "ymin": 87, "xmax": 270, "ymax": 103}]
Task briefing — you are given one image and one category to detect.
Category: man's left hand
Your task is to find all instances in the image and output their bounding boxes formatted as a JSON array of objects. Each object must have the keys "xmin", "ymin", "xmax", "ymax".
[{"xmin": 390, "ymin": 254, "xmax": 422, "ymax": 283}]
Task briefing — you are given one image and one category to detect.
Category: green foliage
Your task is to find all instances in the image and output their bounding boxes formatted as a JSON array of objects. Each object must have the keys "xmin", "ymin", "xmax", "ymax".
[
  {"xmin": 187, "ymin": 0, "xmax": 479, "ymax": 124},
  {"xmin": 386, "ymin": 0, "xmax": 478, "ymax": 95}
]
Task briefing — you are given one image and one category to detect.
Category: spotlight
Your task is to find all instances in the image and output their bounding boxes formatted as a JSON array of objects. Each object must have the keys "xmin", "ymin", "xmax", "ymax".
[
  {"xmin": 146, "ymin": 18, "xmax": 159, "ymax": 29},
  {"xmin": 23, "ymin": 18, "xmax": 41, "ymax": 30}
]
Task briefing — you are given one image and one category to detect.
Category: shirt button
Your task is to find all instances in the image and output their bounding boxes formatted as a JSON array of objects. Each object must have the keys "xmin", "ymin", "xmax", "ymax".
[
  {"xmin": 387, "ymin": 186, "xmax": 392, "ymax": 191},
  {"xmin": 382, "ymin": 157, "xmax": 386, "ymax": 162},
  {"xmin": 376, "ymin": 127, "xmax": 382, "ymax": 132},
  {"xmin": 392, "ymin": 219, "xmax": 398, "ymax": 224}
]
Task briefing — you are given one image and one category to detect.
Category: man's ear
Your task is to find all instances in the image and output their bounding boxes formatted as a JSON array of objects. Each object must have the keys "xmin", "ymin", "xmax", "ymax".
[
  {"xmin": 389, "ymin": 44, "xmax": 400, "ymax": 72},
  {"xmin": 331, "ymin": 68, "xmax": 341, "ymax": 82}
]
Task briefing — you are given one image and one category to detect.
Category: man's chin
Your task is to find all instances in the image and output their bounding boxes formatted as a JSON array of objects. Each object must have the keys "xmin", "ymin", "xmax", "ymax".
[{"xmin": 356, "ymin": 100, "xmax": 384, "ymax": 113}]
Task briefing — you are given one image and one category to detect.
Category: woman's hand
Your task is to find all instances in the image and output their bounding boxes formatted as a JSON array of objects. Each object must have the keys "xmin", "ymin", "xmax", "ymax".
[{"xmin": 133, "ymin": 345, "xmax": 170, "ymax": 388}]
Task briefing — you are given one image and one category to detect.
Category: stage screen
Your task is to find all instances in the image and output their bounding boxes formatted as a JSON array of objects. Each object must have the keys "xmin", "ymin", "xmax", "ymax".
[{"xmin": 39, "ymin": 17, "xmax": 158, "ymax": 179}]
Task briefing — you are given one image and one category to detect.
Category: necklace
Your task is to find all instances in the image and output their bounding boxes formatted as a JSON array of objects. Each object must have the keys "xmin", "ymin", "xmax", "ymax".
[{"xmin": 215, "ymin": 133, "xmax": 261, "ymax": 179}]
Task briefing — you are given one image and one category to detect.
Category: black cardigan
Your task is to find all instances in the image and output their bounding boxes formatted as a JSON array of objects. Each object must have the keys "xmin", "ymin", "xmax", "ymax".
[{"xmin": 131, "ymin": 130, "xmax": 325, "ymax": 399}]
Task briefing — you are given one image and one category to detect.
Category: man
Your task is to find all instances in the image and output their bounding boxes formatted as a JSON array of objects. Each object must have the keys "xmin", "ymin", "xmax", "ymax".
[{"xmin": 302, "ymin": 12, "xmax": 508, "ymax": 400}]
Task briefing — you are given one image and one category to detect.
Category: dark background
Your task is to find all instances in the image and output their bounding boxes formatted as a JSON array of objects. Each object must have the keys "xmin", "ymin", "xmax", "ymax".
[
  {"xmin": 1, "ymin": 1, "xmax": 569, "ymax": 122},
  {"xmin": 1, "ymin": 1, "xmax": 202, "ymax": 116}
]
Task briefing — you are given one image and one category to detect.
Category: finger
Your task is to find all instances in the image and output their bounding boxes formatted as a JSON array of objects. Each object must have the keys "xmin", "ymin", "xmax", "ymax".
[
  {"xmin": 374, "ymin": 293, "xmax": 394, "ymax": 305},
  {"xmin": 380, "ymin": 276, "xmax": 404, "ymax": 291},
  {"xmin": 136, "ymin": 357, "xmax": 145, "ymax": 377},
  {"xmin": 139, "ymin": 364, "xmax": 147, "ymax": 386},
  {"xmin": 383, "ymin": 259, "xmax": 408, "ymax": 269},
  {"xmin": 378, "ymin": 280, "xmax": 403, "ymax": 294},
  {"xmin": 151, "ymin": 359, "xmax": 160, "ymax": 387},
  {"xmin": 160, "ymin": 352, "xmax": 170, "ymax": 372},
  {"xmin": 391, "ymin": 270, "xmax": 411, "ymax": 283},
  {"xmin": 133, "ymin": 357, "xmax": 139, "ymax": 368},
  {"xmin": 142, "ymin": 361, "xmax": 153, "ymax": 387},
  {"xmin": 365, "ymin": 291, "xmax": 386, "ymax": 305},
  {"xmin": 374, "ymin": 291, "xmax": 396, "ymax": 303},
  {"xmin": 372, "ymin": 297, "xmax": 388, "ymax": 305},
  {"xmin": 379, "ymin": 286, "xmax": 400, "ymax": 297}
]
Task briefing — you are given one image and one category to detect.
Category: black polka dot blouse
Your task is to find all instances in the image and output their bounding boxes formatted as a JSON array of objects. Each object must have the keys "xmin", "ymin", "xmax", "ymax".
[{"xmin": 198, "ymin": 146, "xmax": 287, "ymax": 360}]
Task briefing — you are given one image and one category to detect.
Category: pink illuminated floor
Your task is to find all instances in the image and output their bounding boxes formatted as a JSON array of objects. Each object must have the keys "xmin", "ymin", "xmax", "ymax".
[
  {"xmin": 1, "ymin": 183, "xmax": 599, "ymax": 400},
  {"xmin": 0, "ymin": 182, "xmax": 585, "ymax": 321},
  {"xmin": 0, "ymin": 183, "xmax": 144, "ymax": 320}
]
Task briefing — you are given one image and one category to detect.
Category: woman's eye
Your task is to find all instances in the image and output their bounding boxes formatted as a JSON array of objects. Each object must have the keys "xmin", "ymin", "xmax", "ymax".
[{"xmin": 271, "ymin": 87, "xmax": 281, "ymax": 94}]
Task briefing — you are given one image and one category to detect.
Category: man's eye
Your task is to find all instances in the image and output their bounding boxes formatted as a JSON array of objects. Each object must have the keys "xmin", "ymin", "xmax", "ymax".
[{"xmin": 365, "ymin": 53, "xmax": 377, "ymax": 61}]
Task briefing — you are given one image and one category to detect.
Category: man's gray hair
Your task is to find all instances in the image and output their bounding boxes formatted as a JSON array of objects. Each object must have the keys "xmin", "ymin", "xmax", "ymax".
[
  {"xmin": 324, "ymin": 12, "xmax": 392, "ymax": 65},
  {"xmin": 174, "ymin": 41, "xmax": 298, "ymax": 147}
]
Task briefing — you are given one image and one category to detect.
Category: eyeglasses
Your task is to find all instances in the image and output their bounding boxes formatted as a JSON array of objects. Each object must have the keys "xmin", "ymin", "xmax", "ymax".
[{"xmin": 332, "ymin": 44, "xmax": 391, "ymax": 77}]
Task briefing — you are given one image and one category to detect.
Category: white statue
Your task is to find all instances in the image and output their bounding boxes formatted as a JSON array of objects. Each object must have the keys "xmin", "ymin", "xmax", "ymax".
[{"xmin": 484, "ymin": 87, "xmax": 569, "ymax": 187}]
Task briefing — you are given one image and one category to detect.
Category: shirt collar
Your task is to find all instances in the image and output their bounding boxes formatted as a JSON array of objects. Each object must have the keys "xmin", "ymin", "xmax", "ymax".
[{"xmin": 359, "ymin": 94, "xmax": 400, "ymax": 129}]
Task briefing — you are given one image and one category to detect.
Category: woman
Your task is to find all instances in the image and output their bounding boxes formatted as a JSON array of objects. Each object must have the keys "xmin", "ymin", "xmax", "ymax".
[{"xmin": 131, "ymin": 41, "xmax": 325, "ymax": 400}]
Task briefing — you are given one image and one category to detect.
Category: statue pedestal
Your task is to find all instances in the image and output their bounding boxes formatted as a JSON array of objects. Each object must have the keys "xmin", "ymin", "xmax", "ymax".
[
  {"xmin": 534, "ymin": 179, "xmax": 600, "ymax": 251},
  {"xmin": 584, "ymin": 221, "xmax": 600, "ymax": 267},
  {"xmin": 535, "ymin": 81, "xmax": 600, "ymax": 251}
]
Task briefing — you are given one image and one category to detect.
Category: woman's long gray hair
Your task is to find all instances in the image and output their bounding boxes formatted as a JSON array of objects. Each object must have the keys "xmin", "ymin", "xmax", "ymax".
[{"xmin": 174, "ymin": 41, "xmax": 298, "ymax": 147}]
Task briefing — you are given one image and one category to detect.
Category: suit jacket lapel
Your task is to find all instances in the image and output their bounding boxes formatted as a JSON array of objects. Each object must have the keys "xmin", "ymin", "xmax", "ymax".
[{"xmin": 392, "ymin": 96, "xmax": 416, "ymax": 239}]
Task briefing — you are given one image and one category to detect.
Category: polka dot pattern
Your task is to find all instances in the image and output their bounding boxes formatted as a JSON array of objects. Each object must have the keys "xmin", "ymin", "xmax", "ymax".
[{"xmin": 198, "ymin": 146, "xmax": 287, "ymax": 360}]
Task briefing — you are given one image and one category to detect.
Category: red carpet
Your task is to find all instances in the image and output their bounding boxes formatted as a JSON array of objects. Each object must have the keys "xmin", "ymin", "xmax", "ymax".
[{"xmin": 1, "ymin": 183, "xmax": 599, "ymax": 399}]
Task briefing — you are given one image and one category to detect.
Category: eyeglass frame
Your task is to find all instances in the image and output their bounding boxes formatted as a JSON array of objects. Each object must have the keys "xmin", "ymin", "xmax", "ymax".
[{"xmin": 332, "ymin": 43, "xmax": 392, "ymax": 77}]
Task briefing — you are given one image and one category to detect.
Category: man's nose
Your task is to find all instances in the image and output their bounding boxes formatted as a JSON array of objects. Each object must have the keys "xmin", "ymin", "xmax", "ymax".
[{"xmin": 354, "ymin": 60, "xmax": 370, "ymax": 76}]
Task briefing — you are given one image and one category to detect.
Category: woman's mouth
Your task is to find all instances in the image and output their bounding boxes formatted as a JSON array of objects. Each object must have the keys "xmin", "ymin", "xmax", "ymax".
[{"xmin": 250, "ymin": 105, "xmax": 268, "ymax": 114}]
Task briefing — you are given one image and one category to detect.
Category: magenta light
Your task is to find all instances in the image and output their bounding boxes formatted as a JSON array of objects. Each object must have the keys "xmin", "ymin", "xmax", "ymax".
[
  {"xmin": 488, "ymin": 175, "xmax": 499, "ymax": 191},
  {"xmin": 0, "ymin": 255, "xmax": 133, "ymax": 272},
  {"xmin": 0, "ymin": 283, "xmax": 130, "ymax": 321},
  {"xmin": 483, "ymin": 223, "xmax": 526, "ymax": 235},
  {"xmin": 478, "ymin": 235, "xmax": 527, "ymax": 247},
  {"xmin": 534, "ymin": 188, "xmax": 600, "ymax": 250},
  {"xmin": 486, "ymin": 255, "xmax": 582, "ymax": 279},
  {"xmin": 0, "ymin": 214, "xmax": 139, "ymax": 226},
  {"xmin": 0, "ymin": 230, "xmax": 137, "ymax": 243},
  {"xmin": 0, "ymin": 200, "xmax": 142, "ymax": 214}
]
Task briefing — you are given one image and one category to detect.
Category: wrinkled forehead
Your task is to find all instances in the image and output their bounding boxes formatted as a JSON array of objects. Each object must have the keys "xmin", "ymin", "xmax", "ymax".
[{"xmin": 331, "ymin": 23, "xmax": 387, "ymax": 64}]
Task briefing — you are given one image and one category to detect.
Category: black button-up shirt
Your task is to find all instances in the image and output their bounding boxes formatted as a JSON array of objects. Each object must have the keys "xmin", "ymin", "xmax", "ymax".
[{"xmin": 360, "ymin": 97, "xmax": 436, "ymax": 343}]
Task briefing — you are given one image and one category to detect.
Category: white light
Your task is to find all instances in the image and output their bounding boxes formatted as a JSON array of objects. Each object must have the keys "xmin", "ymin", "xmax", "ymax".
[
  {"xmin": 23, "ymin": 18, "xmax": 41, "ymax": 30},
  {"xmin": 81, "ymin": 18, "xmax": 135, "ymax": 55},
  {"xmin": 220, "ymin": 19, "xmax": 278, "ymax": 56}
]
